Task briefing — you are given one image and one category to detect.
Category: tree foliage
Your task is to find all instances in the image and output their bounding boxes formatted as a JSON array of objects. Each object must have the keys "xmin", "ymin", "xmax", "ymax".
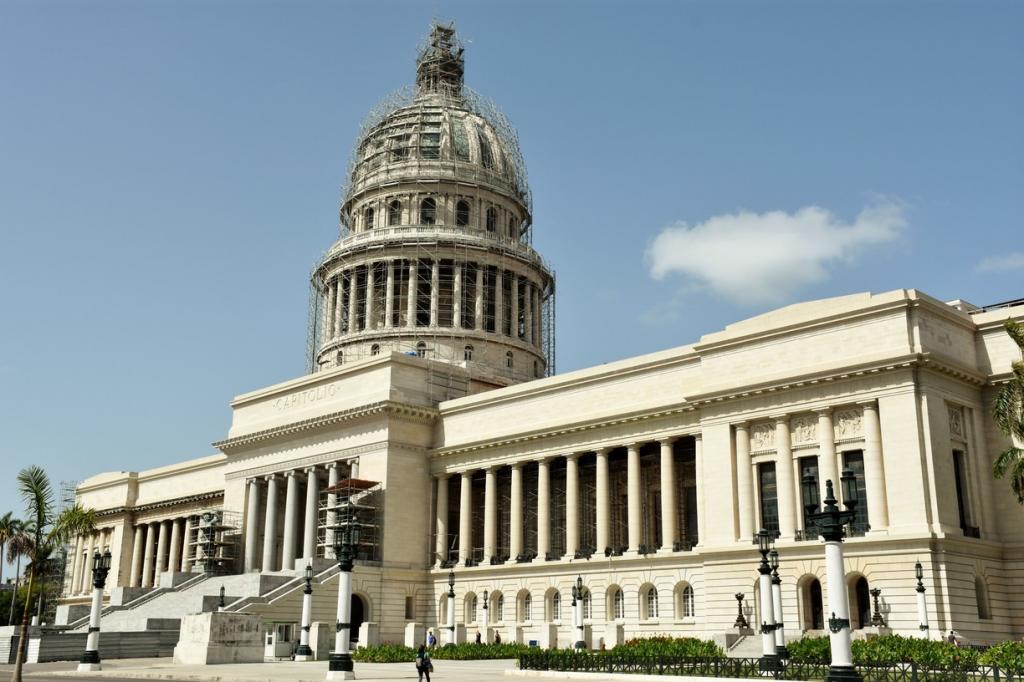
[{"xmin": 993, "ymin": 318, "xmax": 1024, "ymax": 503}]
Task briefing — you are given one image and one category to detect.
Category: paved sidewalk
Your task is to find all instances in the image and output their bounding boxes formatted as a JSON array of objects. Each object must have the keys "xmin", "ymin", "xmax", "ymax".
[{"xmin": 17, "ymin": 657, "xmax": 519, "ymax": 682}]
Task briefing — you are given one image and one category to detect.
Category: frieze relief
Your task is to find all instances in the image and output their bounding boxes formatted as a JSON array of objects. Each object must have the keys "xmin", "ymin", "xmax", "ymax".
[
  {"xmin": 751, "ymin": 422, "xmax": 776, "ymax": 451},
  {"xmin": 791, "ymin": 415, "xmax": 817, "ymax": 445},
  {"xmin": 948, "ymin": 405, "xmax": 965, "ymax": 440},
  {"xmin": 833, "ymin": 409, "xmax": 863, "ymax": 440}
]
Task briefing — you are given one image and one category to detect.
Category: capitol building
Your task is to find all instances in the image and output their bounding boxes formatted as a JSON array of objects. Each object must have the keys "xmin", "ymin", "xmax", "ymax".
[{"xmin": 58, "ymin": 24, "xmax": 1024, "ymax": 650}]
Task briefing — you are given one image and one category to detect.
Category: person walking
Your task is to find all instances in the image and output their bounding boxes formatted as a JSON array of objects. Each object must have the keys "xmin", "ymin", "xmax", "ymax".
[
  {"xmin": 415, "ymin": 644, "xmax": 432, "ymax": 682},
  {"xmin": 427, "ymin": 630, "xmax": 436, "ymax": 648}
]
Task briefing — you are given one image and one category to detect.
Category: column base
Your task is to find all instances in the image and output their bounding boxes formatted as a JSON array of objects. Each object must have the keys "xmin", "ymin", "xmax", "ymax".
[
  {"xmin": 77, "ymin": 663, "xmax": 103, "ymax": 672},
  {"xmin": 295, "ymin": 654, "xmax": 314, "ymax": 662},
  {"xmin": 295, "ymin": 645, "xmax": 313, "ymax": 658},
  {"xmin": 758, "ymin": 654, "xmax": 780, "ymax": 675},
  {"xmin": 826, "ymin": 665, "xmax": 863, "ymax": 682},
  {"xmin": 325, "ymin": 671, "xmax": 355, "ymax": 681},
  {"xmin": 80, "ymin": 650, "xmax": 101, "ymax": 665}
]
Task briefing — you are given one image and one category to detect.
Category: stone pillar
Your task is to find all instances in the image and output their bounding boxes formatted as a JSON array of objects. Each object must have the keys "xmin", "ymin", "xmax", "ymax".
[
  {"xmin": 141, "ymin": 522, "xmax": 156, "ymax": 588},
  {"xmin": 70, "ymin": 534, "xmax": 85, "ymax": 595},
  {"xmin": 334, "ymin": 277, "xmax": 344, "ymax": 337},
  {"xmin": 323, "ymin": 279, "xmax": 336, "ymax": 341},
  {"xmin": 626, "ymin": 443, "xmax": 641, "ymax": 552},
  {"xmin": 365, "ymin": 262, "xmax": 376, "ymax": 330},
  {"xmin": 168, "ymin": 518, "xmax": 183, "ymax": 576},
  {"xmin": 326, "ymin": 464, "xmax": 340, "ymax": 559},
  {"xmin": 453, "ymin": 263, "xmax": 462, "ymax": 328},
  {"xmin": 509, "ymin": 464, "xmax": 523, "ymax": 560},
  {"xmin": 483, "ymin": 466, "xmax": 497, "ymax": 563},
  {"xmin": 155, "ymin": 520, "xmax": 170, "ymax": 583},
  {"xmin": 564, "ymin": 454, "xmax": 579, "ymax": 558},
  {"xmin": 735, "ymin": 423, "xmax": 754, "ymax": 541},
  {"xmin": 494, "ymin": 268, "xmax": 504, "ymax": 335},
  {"xmin": 595, "ymin": 448, "xmax": 610, "ymax": 553},
  {"xmin": 435, "ymin": 474, "xmax": 449, "ymax": 565},
  {"xmin": 180, "ymin": 516, "xmax": 193, "ymax": 572},
  {"xmin": 282, "ymin": 471, "xmax": 300, "ymax": 571},
  {"xmin": 430, "ymin": 259, "xmax": 440, "ymax": 327},
  {"xmin": 537, "ymin": 458, "xmax": 551, "ymax": 560},
  {"xmin": 458, "ymin": 471, "xmax": 473, "ymax": 565},
  {"xmin": 524, "ymin": 282, "xmax": 533, "ymax": 344},
  {"xmin": 303, "ymin": 468, "xmax": 320, "ymax": 561},
  {"xmin": 817, "ymin": 410, "xmax": 840, "ymax": 510},
  {"xmin": 128, "ymin": 527, "xmax": 144, "ymax": 588},
  {"xmin": 659, "ymin": 438, "xmax": 678, "ymax": 551},
  {"xmin": 407, "ymin": 260, "xmax": 418, "ymax": 328},
  {"xmin": 775, "ymin": 416, "xmax": 796, "ymax": 539},
  {"xmin": 347, "ymin": 270, "xmax": 358, "ymax": 334},
  {"xmin": 474, "ymin": 265, "xmax": 484, "ymax": 331},
  {"xmin": 860, "ymin": 400, "xmax": 889, "ymax": 530},
  {"xmin": 262, "ymin": 475, "xmax": 280, "ymax": 572},
  {"xmin": 384, "ymin": 261, "xmax": 395, "ymax": 328},
  {"xmin": 245, "ymin": 478, "xmax": 261, "ymax": 571},
  {"xmin": 694, "ymin": 433, "xmax": 705, "ymax": 546},
  {"xmin": 510, "ymin": 274, "xmax": 519, "ymax": 338},
  {"xmin": 534, "ymin": 286, "xmax": 543, "ymax": 343}
]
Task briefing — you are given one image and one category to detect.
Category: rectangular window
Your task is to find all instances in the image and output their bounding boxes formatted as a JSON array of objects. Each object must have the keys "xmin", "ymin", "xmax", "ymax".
[
  {"xmin": 799, "ymin": 456, "xmax": 819, "ymax": 537},
  {"xmin": 419, "ymin": 132, "xmax": 440, "ymax": 159},
  {"xmin": 404, "ymin": 596, "xmax": 414, "ymax": 620},
  {"xmin": 952, "ymin": 450, "xmax": 978, "ymax": 536},
  {"xmin": 758, "ymin": 462, "xmax": 779, "ymax": 535},
  {"xmin": 843, "ymin": 451, "xmax": 869, "ymax": 535}
]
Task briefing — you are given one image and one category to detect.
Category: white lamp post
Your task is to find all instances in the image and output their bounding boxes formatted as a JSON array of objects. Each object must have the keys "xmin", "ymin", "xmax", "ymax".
[
  {"xmin": 769, "ymin": 548, "xmax": 788, "ymax": 659},
  {"xmin": 571, "ymin": 575, "xmax": 585, "ymax": 649},
  {"xmin": 295, "ymin": 563, "xmax": 314, "ymax": 661},
  {"xmin": 755, "ymin": 529, "xmax": 779, "ymax": 675},
  {"xmin": 915, "ymin": 562, "xmax": 929, "ymax": 638},
  {"xmin": 803, "ymin": 470, "xmax": 863, "ymax": 682},
  {"xmin": 77, "ymin": 550, "xmax": 111, "ymax": 672},
  {"xmin": 445, "ymin": 569, "xmax": 456, "ymax": 646},
  {"xmin": 327, "ymin": 511, "xmax": 360, "ymax": 681}
]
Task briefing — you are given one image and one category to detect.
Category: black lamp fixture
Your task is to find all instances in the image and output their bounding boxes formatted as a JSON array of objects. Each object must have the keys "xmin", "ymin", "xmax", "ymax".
[
  {"xmin": 91, "ymin": 550, "xmax": 112, "ymax": 589},
  {"xmin": 333, "ymin": 509, "xmax": 361, "ymax": 573},
  {"xmin": 447, "ymin": 569, "xmax": 456, "ymax": 598},
  {"xmin": 304, "ymin": 563, "xmax": 314, "ymax": 594},
  {"xmin": 734, "ymin": 592, "xmax": 749, "ymax": 629},
  {"xmin": 769, "ymin": 548, "xmax": 780, "ymax": 573},
  {"xmin": 915, "ymin": 562, "xmax": 924, "ymax": 591},
  {"xmin": 869, "ymin": 588, "xmax": 885, "ymax": 627},
  {"xmin": 218, "ymin": 585, "xmax": 225, "ymax": 610}
]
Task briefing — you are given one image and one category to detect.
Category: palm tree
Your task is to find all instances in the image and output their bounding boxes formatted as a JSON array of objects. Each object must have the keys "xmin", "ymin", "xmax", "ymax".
[
  {"xmin": 10, "ymin": 466, "xmax": 95, "ymax": 682},
  {"xmin": 993, "ymin": 318, "xmax": 1024, "ymax": 503},
  {"xmin": 0, "ymin": 511, "xmax": 15, "ymax": 593},
  {"xmin": 5, "ymin": 517, "xmax": 27, "ymax": 626}
]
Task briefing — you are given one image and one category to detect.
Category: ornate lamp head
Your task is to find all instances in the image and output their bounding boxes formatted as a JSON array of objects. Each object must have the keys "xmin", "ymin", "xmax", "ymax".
[
  {"xmin": 769, "ymin": 548, "xmax": 780, "ymax": 571},
  {"xmin": 447, "ymin": 569, "xmax": 455, "ymax": 590},
  {"xmin": 840, "ymin": 468, "xmax": 858, "ymax": 511},
  {"xmin": 915, "ymin": 561, "xmax": 924, "ymax": 582},
  {"xmin": 305, "ymin": 563, "xmax": 314, "ymax": 582},
  {"xmin": 801, "ymin": 473, "xmax": 820, "ymax": 516},
  {"xmin": 757, "ymin": 528, "xmax": 772, "ymax": 555}
]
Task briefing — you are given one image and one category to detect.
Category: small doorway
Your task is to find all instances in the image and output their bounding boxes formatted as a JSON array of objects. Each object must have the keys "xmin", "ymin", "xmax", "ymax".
[
  {"xmin": 853, "ymin": 577, "xmax": 870, "ymax": 628},
  {"xmin": 350, "ymin": 594, "xmax": 366, "ymax": 644}
]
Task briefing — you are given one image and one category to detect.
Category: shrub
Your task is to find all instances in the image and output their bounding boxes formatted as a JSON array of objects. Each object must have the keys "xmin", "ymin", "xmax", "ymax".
[
  {"xmin": 615, "ymin": 636, "xmax": 725, "ymax": 659},
  {"xmin": 788, "ymin": 635, "xmax": 994, "ymax": 670},
  {"xmin": 787, "ymin": 636, "xmax": 832, "ymax": 663},
  {"xmin": 352, "ymin": 643, "xmax": 416, "ymax": 663},
  {"xmin": 979, "ymin": 642, "xmax": 1024, "ymax": 672},
  {"xmin": 352, "ymin": 641, "xmax": 531, "ymax": 663}
]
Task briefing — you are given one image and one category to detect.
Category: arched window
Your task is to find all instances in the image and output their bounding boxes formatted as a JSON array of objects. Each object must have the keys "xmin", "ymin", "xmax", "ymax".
[
  {"xmin": 478, "ymin": 132, "xmax": 493, "ymax": 169},
  {"xmin": 642, "ymin": 585, "xmax": 659, "ymax": 620},
  {"xmin": 976, "ymin": 577, "xmax": 991, "ymax": 619},
  {"xmin": 551, "ymin": 592, "xmax": 561, "ymax": 621},
  {"xmin": 486, "ymin": 207, "xmax": 497, "ymax": 232},
  {"xmin": 612, "ymin": 588, "xmax": 624, "ymax": 620},
  {"xmin": 335, "ymin": 351, "xmax": 343, "ymax": 365},
  {"xmin": 388, "ymin": 200, "xmax": 401, "ymax": 226},
  {"xmin": 456, "ymin": 200, "xmax": 470, "ymax": 227},
  {"xmin": 522, "ymin": 593, "xmax": 532, "ymax": 622},
  {"xmin": 495, "ymin": 594, "xmax": 504, "ymax": 622},
  {"xmin": 416, "ymin": 342, "xmax": 427, "ymax": 358},
  {"xmin": 370, "ymin": 344, "xmax": 380, "ymax": 356},
  {"xmin": 508, "ymin": 217, "xmax": 517, "ymax": 238},
  {"xmin": 505, "ymin": 351, "xmax": 514, "ymax": 369},
  {"xmin": 364, "ymin": 207, "xmax": 374, "ymax": 230},
  {"xmin": 420, "ymin": 198, "xmax": 436, "ymax": 225},
  {"xmin": 581, "ymin": 588, "xmax": 592, "ymax": 620},
  {"xmin": 469, "ymin": 594, "xmax": 478, "ymax": 623},
  {"xmin": 534, "ymin": 361, "xmax": 540, "ymax": 377},
  {"xmin": 680, "ymin": 585, "xmax": 695, "ymax": 618},
  {"xmin": 463, "ymin": 345, "xmax": 473, "ymax": 361}
]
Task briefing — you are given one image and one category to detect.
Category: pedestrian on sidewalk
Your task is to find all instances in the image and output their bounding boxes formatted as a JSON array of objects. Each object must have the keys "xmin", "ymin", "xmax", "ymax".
[{"xmin": 415, "ymin": 644, "xmax": 432, "ymax": 682}]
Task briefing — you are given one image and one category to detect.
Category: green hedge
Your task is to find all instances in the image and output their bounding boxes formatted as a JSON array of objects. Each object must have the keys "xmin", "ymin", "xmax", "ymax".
[
  {"xmin": 788, "ymin": 635, "xmax": 1024, "ymax": 671},
  {"xmin": 351, "ymin": 642, "xmax": 532, "ymax": 663},
  {"xmin": 615, "ymin": 636, "xmax": 726, "ymax": 659},
  {"xmin": 979, "ymin": 642, "xmax": 1024, "ymax": 671}
]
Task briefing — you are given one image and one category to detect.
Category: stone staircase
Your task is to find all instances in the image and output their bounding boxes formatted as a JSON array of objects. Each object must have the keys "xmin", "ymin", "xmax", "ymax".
[{"xmin": 728, "ymin": 633, "xmax": 770, "ymax": 658}]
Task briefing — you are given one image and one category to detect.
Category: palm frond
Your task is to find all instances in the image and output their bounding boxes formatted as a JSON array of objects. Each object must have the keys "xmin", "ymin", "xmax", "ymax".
[
  {"xmin": 47, "ymin": 506, "xmax": 96, "ymax": 548},
  {"xmin": 16, "ymin": 466, "xmax": 54, "ymax": 539},
  {"xmin": 6, "ymin": 531, "xmax": 35, "ymax": 564}
]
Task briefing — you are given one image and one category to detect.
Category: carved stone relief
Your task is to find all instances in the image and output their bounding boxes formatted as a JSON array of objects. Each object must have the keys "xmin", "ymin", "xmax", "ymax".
[
  {"xmin": 948, "ymin": 405, "xmax": 965, "ymax": 440},
  {"xmin": 751, "ymin": 422, "xmax": 776, "ymax": 451},
  {"xmin": 833, "ymin": 409, "xmax": 863, "ymax": 440},
  {"xmin": 791, "ymin": 415, "xmax": 817, "ymax": 445}
]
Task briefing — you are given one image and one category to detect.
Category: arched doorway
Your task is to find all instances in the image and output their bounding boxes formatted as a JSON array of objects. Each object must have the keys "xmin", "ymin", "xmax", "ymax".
[
  {"xmin": 350, "ymin": 594, "xmax": 366, "ymax": 644},
  {"xmin": 853, "ymin": 577, "xmax": 870, "ymax": 628},
  {"xmin": 801, "ymin": 578, "xmax": 824, "ymax": 630}
]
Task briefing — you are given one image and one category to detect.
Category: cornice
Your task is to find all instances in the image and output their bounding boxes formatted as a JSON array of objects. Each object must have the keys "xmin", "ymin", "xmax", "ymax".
[
  {"xmin": 224, "ymin": 439, "xmax": 427, "ymax": 481},
  {"xmin": 92, "ymin": 490, "xmax": 223, "ymax": 517},
  {"xmin": 213, "ymin": 400, "xmax": 438, "ymax": 452}
]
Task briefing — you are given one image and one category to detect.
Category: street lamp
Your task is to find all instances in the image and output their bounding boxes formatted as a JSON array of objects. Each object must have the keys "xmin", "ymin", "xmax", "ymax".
[
  {"xmin": 571, "ymin": 575, "xmax": 585, "ymax": 649},
  {"xmin": 77, "ymin": 550, "xmax": 111, "ymax": 672},
  {"xmin": 803, "ymin": 469, "xmax": 862, "ymax": 682},
  {"xmin": 755, "ymin": 529, "xmax": 779, "ymax": 674},
  {"xmin": 295, "ymin": 563, "xmax": 315, "ymax": 661},
  {"xmin": 733, "ymin": 593, "xmax": 749, "ymax": 629},
  {"xmin": 445, "ymin": 569, "xmax": 456, "ymax": 646},
  {"xmin": 327, "ymin": 510, "xmax": 360, "ymax": 681},
  {"xmin": 869, "ymin": 588, "xmax": 885, "ymax": 627},
  {"xmin": 482, "ymin": 589, "xmax": 489, "ymax": 638},
  {"xmin": 769, "ymin": 547, "xmax": 788, "ymax": 659},
  {"xmin": 914, "ymin": 562, "xmax": 929, "ymax": 638}
]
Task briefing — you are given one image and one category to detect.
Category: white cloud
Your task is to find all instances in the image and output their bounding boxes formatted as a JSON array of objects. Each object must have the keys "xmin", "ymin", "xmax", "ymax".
[
  {"xmin": 646, "ymin": 201, "xmax": 908, "ymax": 304},
  {"xmin": 976, "ymin": 252, "xmax": 1024, "ymax": 273}
]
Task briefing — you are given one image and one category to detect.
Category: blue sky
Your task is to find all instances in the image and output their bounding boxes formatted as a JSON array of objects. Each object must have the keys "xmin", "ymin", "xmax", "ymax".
[{"xmin": 1, "ymin": 1, "xmax": 1022, "ymax": 559}]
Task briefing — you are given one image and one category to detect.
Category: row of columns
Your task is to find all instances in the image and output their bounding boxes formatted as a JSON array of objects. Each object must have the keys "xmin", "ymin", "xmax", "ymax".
[
  {"xmin": 243, "ymin": 460, "xmax": 352, "ymax": 573},
  {"xmin": 127, "ymin": 516, "xmax": 193, "ymax": 588},
  {"xmin": 734, "ymin": 402, "xmax": 888, "ymax": 541},
  {"xmin": 321, "ymin": 259, "xmax": 543, "ymax": 345},
  {"xmin": 435, "ymin": 436, "xmax": 704, "ymax": 566},
  {"xmin": 69, "ymin": 528, "xmax": 113, "ymax": 596}
]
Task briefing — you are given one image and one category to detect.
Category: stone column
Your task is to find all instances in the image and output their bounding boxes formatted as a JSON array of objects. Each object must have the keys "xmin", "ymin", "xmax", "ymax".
[
  {"xmin": 70, "ymin": 534, "xmax": 85, "ymax": 595},
  {"xmin": 510, "ymin": 274, "xmax": 520, "ymax": 338},
  {"xmin": 474, "ymin": 265, "xmax": 484, "ymax": 330},
  {"xmin": 282, "ymin": 471, "xmax": 300, "ymax": 571},
  {"xmin": 626, "ymin": 443, "xmax": 641, "ymax": 552},
  {"xmin": 384, "ymin": 261, "xmax": 395, "ymax": 328},
  {"xmin": 659, "ymin": 438, "xmax": 678, "ymax": 551},
  {"xmin": 141, "ymin": 522, "xmax": 156, "ymax": 588},
  {"xmin": 860, "ymin": 400, "xmax": 889, "ymax": 530},
  {"xmin": 537, "ymin": 458, "xmax": 551, "ymax": 560},
  {"xmin": 323, "ymin": 279, "xmax": 336, "ymax": 341},
  {"xmin": 483, "ymin": 467, "xmax": 498, "ymax": 563},
  {"xmin": 262, "ymin": 475, "xmax": 280, "ymax": 571},
  {"xmin": 347, "ymin": 270, "xmax": 358, "ymax": 334},
  {"xmin": 564, "ymin": 454, "xmax": 579, "ymax": 558},
  {"xmin": 595, "ymin": 448, "xmax": 610, "ymax": 553},
  {"xmin": 245, "ymin": 478, "xmax": 261, "ymax": 571},
  {"xmin": 458, "ymin": 471, "xmax": 473, "ymax": 565},
  {"xmin": 365, "ymin": 263, "xmax": 376, "ymax": 330},
  {"xmin": 430, "ymin": 260, "xmax": 440, "ymax": 327},
  {"xmin": 694, "ymin": 433, "xmax": 705, "ymax": 546},
  {"xmin": 180, "ymin": 516, "xmax": 192, "ymax": 572},
  {"xmin": 775, "ymin": 417, "xmax": 797, "ymax": 539},
  {"xmin": 735, "ymin": 423, "xmax": 754, "ymax": 541},
  {"xmin": 334, "ymin": 278, "xmax": 344, "ymax": 337},
  {"xmin": 326, "ymin": 464, "xmax": 340, "ymax": 559},
  {"xmin": 168, "ymin": 517, "xmax": 183, "ymax": 576},
  {"xmin": 435, "ymin": 474, "xmax": 449, "ymax": 565},
  {"xmin": 407, "ymin": 260, "xmax": 418, "ymax": 328},
  {"xmin": 817, "ymin": 410, "xmax": 840, "ymax": 509},
  {"xmin": 155, "ymin": 520, "xmax": 170, "ymax": 584},
  {"xmin": 494, "ymin": 268, "xmax": 504, "ymax": 335},
  {"xmin": 303, "ymin": 467, "xmax": 320, "ymax": 561},
  {"xmin": 128, "ymin": 526, "xmax": 144, "ymax": 588},
  {"xmin": 524, "ymin": 282, "xmax": 533, "ymax": 344},
  {"xmin": 509, "ymin": 464, "xmax": 523, "ymax": 560},
  {"xmin": 534, "ymin": 286, "xmax": 543, "ymax": 343},
  {"xmin": 82, "ymin": 533, "xmax": 98, "ymax": 594},
  {"xmin": 453, "ymin": 263, "xmax": 462, "ymax": 328}
]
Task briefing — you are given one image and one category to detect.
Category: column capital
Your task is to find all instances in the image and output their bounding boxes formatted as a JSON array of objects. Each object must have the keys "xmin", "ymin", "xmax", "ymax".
[
  {"xmin": 564, "ymin": 452, "xmax": 580, "ymax": 462},
  {"xmin": 510, "ymin": 461, "xmax": 524, "ymax": 471},
  {"xmin": 691, "ymin": 431, "xmax": 703, "ymax": 442},
  {"xmin": 285, "ymin": 470, "xmax": 298, "ymax": 478},
  {"xmin": 435, "ymin": 472, "xmax": 451, "ymax": 480},
  {"xmin": 625, "ymin": 442, "xmax": 641, "ymax": 451},
  {"xmin": 263, "ymin": 473, "xmax": 276, "ymax": 482},
  {"xmin": 815, "ymin": 407, "xmax": 834, "ymax": 417},
  {"xmin": 305, "ymin": 466, "xmax": 318, "ymax": 474},
  {"xmin": 594, "ymin": 446, "xmax": 613, "ymax": 456},
  {"xmin": 770, "ymin": 414, "xmax": 790, "ymax": 425},
  {"xmin": 856, "ymin": 399, "xmax": 879, "ymax": 410},
  {"xmin": 535, "ymin": 456, "xmax": 553, "ymax": 465},
  {"xmin": 734, "ymin": 421, "xmax": 750, "ymax": 432},
  {"xmin": 659, "ymin": 436, "xmax": 677, "ymax": 447},
  {"xmin": 460, "ymin": 469, "xmax": 474, "ymax": 479}
]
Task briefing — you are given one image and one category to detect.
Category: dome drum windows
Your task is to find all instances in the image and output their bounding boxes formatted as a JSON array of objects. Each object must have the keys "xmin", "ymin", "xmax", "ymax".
[
  {"xmin": 486, "ymin": 207, "xmax": 497, "ymax": 232},
  {"xmin": 420, "ymin": 198, "xmax": 437, "ymax": 225},
  {"xmin": 388, "ymin": 200, "xmax": 402, "ymax": 226},
  {"xmin": 456, "ymin": 200, "xmax": 471, "ymax": 227},
  {"xmin": 390, "ymin": 134, "xmax": 412, "ymax": 161},
  {"xmin": 364, "ymin": 207, "xmax": 375, "ymax": 231},
  {"xmin": 419, "ymin": 131, "xmax": 441, "ymax": 160}
]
